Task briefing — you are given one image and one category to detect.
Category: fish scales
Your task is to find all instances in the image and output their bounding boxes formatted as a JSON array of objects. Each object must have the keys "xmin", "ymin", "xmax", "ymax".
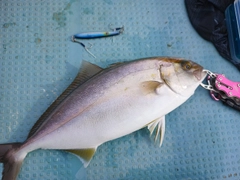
[
  {"xmin": 0, "ymin": 57, "xmax": 206, "ymax": 180},
  {"xmin": 22, "ymin": 58, "xmax": 170, "ymax": 150}
]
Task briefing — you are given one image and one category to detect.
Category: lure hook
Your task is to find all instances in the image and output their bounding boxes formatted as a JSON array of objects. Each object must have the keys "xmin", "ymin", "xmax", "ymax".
[
  {"xmin": 108, "ymin": 23, "xmax": 124, "ymax": 33},
  {"xmin": 71, "ymin": 36, "xmax": 96, "ymax": 58}
]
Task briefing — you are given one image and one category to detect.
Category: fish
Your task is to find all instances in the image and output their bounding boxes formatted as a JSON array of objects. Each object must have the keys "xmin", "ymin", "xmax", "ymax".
[{"xmin": 0, "ymin": 57, "xmax": 206, "ymax": 180}]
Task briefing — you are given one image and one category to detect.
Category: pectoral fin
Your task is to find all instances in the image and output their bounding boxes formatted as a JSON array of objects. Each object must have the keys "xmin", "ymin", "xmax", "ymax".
[
  {"xmin": 66, "ymin": 148, "xmax": 97, "ymax": 167},
  {"xmin": 147, "ymin": 116, "xmax": 166, "ymax": 147},
  {"xmin": 141, "ymin": 81, "xmax": 165, "ymax": 95}
]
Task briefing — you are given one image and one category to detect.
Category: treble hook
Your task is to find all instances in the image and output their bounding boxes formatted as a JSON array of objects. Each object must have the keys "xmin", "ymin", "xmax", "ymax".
[
  {"xmin": 108, "ymin": 23, "xmax": 124, "ymax": 33},
  {"xmin": 71, "ymin": 36, "xmax": 96, "ymax": 58}
]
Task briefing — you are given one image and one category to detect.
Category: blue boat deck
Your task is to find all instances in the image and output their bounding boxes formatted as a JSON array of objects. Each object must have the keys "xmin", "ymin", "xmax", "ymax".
[{"xmin": 0, "ymin": 0, "xmax": 239, "ymax": 179}]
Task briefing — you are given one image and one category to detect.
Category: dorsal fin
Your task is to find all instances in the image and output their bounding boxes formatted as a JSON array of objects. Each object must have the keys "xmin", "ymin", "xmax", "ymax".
[
  {"xmin": 108, "ymin": 62, "xmax": 124, "ymax": 68},
  {"xmin": 27, "ymin": 61, "xmax": 103, "ymax": 138},
  {"xmin": 76, "ymin": 60, "xmax": 103, "ymax": 84}
]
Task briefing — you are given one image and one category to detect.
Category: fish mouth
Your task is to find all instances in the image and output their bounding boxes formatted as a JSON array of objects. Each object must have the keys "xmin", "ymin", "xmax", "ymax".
[{"xmin": 193, "ymin": 69, "xmax": 207, "ymax": 81}]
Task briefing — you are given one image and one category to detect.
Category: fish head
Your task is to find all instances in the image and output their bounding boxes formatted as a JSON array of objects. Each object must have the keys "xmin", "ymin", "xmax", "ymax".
[{"xmin": 159, "ymin": 59, "xmax": 206, "ymax": 96}]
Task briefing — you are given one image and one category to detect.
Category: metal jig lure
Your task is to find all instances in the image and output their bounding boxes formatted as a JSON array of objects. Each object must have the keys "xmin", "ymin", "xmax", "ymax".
[
  {"xmin": 72, "ymin": 25, "xmax": 124, "ymax": 39},
  {"xmin": 71, "ymin": 25, "xmax": 124, "ymax": 58}
]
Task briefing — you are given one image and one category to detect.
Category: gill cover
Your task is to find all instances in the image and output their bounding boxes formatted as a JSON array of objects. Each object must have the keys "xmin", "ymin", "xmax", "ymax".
[{"xmin": 160, "ymin": 60, "xmax": 204, "ymax": 96}]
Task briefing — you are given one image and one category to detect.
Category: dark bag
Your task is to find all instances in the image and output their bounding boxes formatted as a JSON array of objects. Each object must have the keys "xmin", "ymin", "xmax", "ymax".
[{"xmin": 185, "ymin": 0, "xmax": 240, "ymax": 70}]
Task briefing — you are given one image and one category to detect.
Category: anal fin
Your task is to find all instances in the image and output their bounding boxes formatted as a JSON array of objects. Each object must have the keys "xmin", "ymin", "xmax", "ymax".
[
  {"xmin": 147, "ymin": 116, "xmax": 166, "ymax": 147},
  {"xmin": 66, "ymin": 148, "xmax": 97, "ymax": 167}
]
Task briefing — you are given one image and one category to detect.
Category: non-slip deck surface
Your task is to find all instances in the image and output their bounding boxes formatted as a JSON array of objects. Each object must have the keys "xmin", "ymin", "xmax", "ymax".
[{"xmin": 0, "ymin": 0, "xmax": 239, "ymax": 179}]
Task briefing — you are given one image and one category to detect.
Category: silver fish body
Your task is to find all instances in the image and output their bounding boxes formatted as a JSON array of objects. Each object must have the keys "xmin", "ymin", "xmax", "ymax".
[{"xmin": 0, "ymin": 57, "xmax": 206, "ymax": 180}]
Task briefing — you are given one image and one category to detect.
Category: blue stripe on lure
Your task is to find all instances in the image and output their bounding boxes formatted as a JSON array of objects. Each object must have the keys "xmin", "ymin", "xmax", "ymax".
[{"xmin": 73, "ymin": 27, "xmax": 124, "ymax": 39}]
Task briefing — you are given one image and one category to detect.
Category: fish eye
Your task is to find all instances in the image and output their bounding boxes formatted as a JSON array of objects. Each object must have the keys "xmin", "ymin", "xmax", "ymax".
[{"xmin": 181, "ymin": 61, "xmax": 192, "ymax": 71}]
